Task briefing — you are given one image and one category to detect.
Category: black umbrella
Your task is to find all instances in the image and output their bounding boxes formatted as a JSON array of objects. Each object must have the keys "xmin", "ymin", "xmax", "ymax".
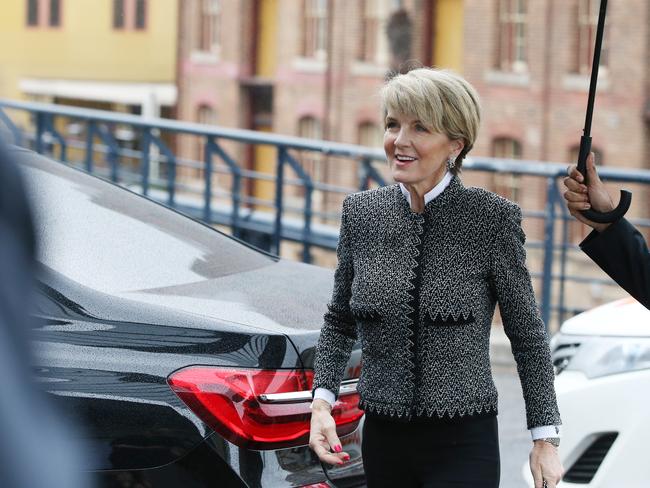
[{"xmin": 576, "ymin": 0, "xmax": 632, "ymax": 223}]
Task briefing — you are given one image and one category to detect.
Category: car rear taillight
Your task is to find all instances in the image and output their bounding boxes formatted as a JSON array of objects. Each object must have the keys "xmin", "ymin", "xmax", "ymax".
[{"xmin": 167, "ymin": 366, "xmax": 363, "ymax": 450}]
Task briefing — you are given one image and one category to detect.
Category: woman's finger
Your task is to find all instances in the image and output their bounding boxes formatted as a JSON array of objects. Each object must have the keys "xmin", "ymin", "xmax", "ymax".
[
  {"xmin": 312, "ymin": 442, "xmax": 346, "ymax": 466},
  {"xmin": 323, "ymin": 425, "xmax": 344, "ymax": 455}
]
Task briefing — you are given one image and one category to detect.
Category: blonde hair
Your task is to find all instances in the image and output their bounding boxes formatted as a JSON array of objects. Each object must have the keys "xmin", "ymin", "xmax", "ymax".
[{"xmin": 380, "ymin": 68, "xmax": 481, "ymax": 174}]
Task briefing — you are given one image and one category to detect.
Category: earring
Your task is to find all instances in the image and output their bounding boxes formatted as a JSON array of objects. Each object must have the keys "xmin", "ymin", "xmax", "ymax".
[{"xmin": 447, "ymin": 155, "xmax": 456, "ymax": 170}]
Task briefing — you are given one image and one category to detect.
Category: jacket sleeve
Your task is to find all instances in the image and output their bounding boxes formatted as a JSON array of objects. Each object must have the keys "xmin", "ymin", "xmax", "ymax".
[
  {"xmin": 580, "ymin": 218, "xmax": 650, "ymax": 310},
  {"xmin": 311, "ymin": 195, "xmax": 357, "ymax": 401},
  {"xmin": 491, "ymin": 203, "xmax": 561, "ymax": 429}
]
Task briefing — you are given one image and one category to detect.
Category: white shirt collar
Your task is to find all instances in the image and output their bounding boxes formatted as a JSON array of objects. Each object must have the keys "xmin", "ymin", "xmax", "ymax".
[{"xmin": 399, "ymin": 171, "xmax": 453, "ymax": 207}]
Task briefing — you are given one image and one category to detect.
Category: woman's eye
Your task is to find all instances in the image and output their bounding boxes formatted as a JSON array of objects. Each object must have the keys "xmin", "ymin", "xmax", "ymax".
[
  {"xmin": 385, "ymin": 121, "xmax": 397, "ymax": 129},
  {"xmin": 415, "ymin": 124, "xmax": 428, "ymax": 132}
]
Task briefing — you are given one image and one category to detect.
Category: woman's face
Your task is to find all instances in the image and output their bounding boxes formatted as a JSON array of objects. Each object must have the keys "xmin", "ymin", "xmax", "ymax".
[{"xmin": 383, "ymin": 111, "xmax": 462, "ymax": 190}]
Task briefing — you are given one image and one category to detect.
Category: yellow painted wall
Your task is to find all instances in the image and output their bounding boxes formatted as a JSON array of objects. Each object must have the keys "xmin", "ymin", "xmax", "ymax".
[
  {"xmin": 434, "ymin": 0, "xmax": 464, "ymax": 73},
  {"xmin": 253, "ymin": 0, "xmax": 279, "ymax": 203},
  {"xmin": 256, "ymin": 0, "xmax": 278, "ymax": 78},
  {"xmin": 0, "ymin": 0, "xmax": 177, "ymax": 101}
]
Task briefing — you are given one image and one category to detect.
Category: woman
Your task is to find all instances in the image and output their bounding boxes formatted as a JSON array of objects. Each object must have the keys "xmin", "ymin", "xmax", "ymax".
[{"xmin": 308, "ymin": 68, "xmax": 563, "ymax": 488}]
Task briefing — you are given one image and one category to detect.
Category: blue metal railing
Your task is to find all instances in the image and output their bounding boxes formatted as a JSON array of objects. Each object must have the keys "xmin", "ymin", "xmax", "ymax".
[{"xmin": 1, "ymin": 98, "xmax": 649, "ymax": 329}]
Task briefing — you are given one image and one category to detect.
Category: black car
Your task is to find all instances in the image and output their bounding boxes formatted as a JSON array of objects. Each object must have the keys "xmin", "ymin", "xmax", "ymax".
[{"xmin": 16, "ymin": 146, "xmax": 365, "ymax": 488}]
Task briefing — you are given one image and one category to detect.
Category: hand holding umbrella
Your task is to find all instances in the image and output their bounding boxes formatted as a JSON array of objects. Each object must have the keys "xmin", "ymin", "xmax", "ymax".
[
  {"xmin": 564, "ymin": 152, "xmax": 616, "ymax": 233},
  {"xmin": 574, "ymin": 0, "xmax": 631, "ymax": 224}
]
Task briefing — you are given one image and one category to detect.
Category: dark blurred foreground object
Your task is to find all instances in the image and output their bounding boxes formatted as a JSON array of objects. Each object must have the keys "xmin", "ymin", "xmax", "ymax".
[
  {"xmin": 6, "ymin": 145, "xmax": 366, "ymax": 487},
  {"xmin": 580, "ymin": 220, "xmax": 650, "ymax": 310},
  {"xmin": 0, "ymin": 142, "xmax": 92, "ymax": 488},
  {"xmin": 574, "ymin": 0, "xmax": 631, "ymax": 223}
]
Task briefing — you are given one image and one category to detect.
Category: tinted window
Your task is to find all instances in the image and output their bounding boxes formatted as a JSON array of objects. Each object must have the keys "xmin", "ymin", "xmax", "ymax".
[
  {"xmin": 21, "ymin": 154, "xmax": 273, "ymax": 294},
  {"xmin": 27, "ymin": 0, "xmax": 39, "ymax": 26},
  {"xmin": 49, "ymin": 0, "xmax": 61, "ymax": 27}
]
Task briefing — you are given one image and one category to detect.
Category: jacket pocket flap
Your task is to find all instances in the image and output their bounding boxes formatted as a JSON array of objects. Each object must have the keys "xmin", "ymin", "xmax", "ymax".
[{"xmin": 349, "ymin": 300, "xmax": 385, "ymax": 321}]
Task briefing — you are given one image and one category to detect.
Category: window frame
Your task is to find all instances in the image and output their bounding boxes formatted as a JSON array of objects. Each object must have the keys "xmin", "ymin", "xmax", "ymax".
[
  {"xmin": 302, "ymin": 0, "xmax": 328, "ymax": 61},
  {"xmin": 112, "ymin": 0, "xmax": 148, "ymax": 31},
  {"xmin": 491, "ymin": 137, "xmax": 524, "ymax": 201},
  {"xmin": 495, "ymin": 0, "xmax": 528, "ymax": 73},
  {"xmin": 197, "ymin": 0, "xmax": 221, "ymax": 54},
  {"xmin": 26, "ymin": 0, "xmax": 63, "ymax": 28},
  {"xmin": 572, "ymin": 0, "xmax": 608, "ymax": 75}
]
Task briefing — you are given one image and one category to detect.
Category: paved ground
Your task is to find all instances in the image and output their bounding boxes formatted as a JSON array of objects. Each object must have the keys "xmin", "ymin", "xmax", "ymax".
[{"xmin": 494, "ymin": 363, "xmax": 532, "ymax": 488}]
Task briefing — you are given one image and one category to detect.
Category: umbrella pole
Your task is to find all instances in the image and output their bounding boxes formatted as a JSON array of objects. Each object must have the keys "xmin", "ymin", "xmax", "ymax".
[{"xmin": 576, "ymin": 0, "xmax": 632, "ymax": 223}]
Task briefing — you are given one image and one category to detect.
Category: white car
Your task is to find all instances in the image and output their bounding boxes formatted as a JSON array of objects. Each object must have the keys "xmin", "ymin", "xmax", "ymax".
[{"xmin": 523, "ymin": 297, "xmax": 650, "ymax": 487}]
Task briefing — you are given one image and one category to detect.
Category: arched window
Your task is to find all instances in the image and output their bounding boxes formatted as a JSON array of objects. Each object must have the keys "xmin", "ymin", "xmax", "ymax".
[
  {"xmin": 195, "ymin": 104, "xmax": 217, "ymax": 162},
  {"xmin": 492, "ymin": 137, "xmax": 523, "ymax": 201},
  {"xmin": 297, "ymin": 116, "xmax": 323, "ymax": 180},
  {"xmin": 568, "ymin": 145, "xmax": 603, "ymax": 167},
  {"xmin": 358, "ymin": 121, "xmax": 382, "ymax": 148},
  {"xmin": 197, "ymin": 104, "xmax": 218, "ymax": 127}
]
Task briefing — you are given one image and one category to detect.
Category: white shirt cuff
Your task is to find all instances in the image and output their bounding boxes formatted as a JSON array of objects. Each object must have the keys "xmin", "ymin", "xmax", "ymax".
[
  {"xmin": 530, "ymin": 425, "xmax": 561, "ymax": 440},
  {"xmin": 313, "ymin": 387, "xmax": 336, "ymax": 406}
]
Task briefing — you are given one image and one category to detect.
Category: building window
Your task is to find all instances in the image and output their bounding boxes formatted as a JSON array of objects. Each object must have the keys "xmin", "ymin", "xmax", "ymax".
[
  {"xmin": 49, "ymin": 0, "xmax": 60, "ymax": 26},
  {"xmin": 492, "ymin": 137, "xmax": 523, "ymax": 200},
  {"xmin": 135, "ymin": 0, "xmax": 146, "ymax": 29},
  {"xmin": 196, "ymin": 105, "xmax": 218, "ymax": 160},
  {"xmin": 27, "ymin": 0, "xmax": 39, "ymax": 26},
  {"xmin": 358, "ymin": 1, "xmax": 381, "ymax": 62},
  {"xmin": 302, "ymin": 0, "xmax": 328, "ymax": 60},
  {"xmin": 358, "ymin": 122, "xmax": 382, "ymax": 147},
  {"xmin": 113, "ymin": 0, "xmax": 125, "ymax": 28},
  {"xmin": 568, "ymin": 145, "xmax": 603, "ymax": 167},
  {"xmin": 113, "ymin": 0, "xmax": 147, "ymax": 30},
  {"xmin": 198, "ymin": 0, "xmax": 221, "ymax": 54},
  {"xmin": 496, "ymin": 0, "xmax": 528, "ymax": 72},
  {"xmin": 573, "ymin": 0, "xmax": 608, "ymax": 75},
  {"xmin": 197, "ymin": 105, "xmax": 218, "ymax": 127},
  {"xmin": 297, "ymin": 116, "xmax": 323, "ymax": 188},
  {"xmin": 27, "ymin": 0, "xmax": 62, "ymax": 27}
]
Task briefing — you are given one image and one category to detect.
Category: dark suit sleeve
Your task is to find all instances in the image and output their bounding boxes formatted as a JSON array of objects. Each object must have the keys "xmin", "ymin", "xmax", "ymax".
[{"xmin": 580, "ymin": 218, "xmax": 650, "ymax": 310}]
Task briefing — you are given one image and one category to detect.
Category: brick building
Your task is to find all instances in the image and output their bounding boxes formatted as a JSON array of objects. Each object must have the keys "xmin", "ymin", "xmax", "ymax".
[
  {"xmin": 177, "ymin": 0, "xmax": 648, "ymax": 217},
  {"xmin": 175, "ymin": 0, "xmax": 465, "ymax": 214},
  {"xmin": 176, "ymin": 0, "xmax": 648, "ymax": 245},
  {"xmin": 464, "ymin": 0, "xmax": 650, "ymax": 235}
]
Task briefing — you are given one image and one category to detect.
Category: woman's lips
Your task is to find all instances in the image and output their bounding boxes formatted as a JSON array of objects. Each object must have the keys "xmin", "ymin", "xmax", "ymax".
[{"xmin": 394, "ymin": 155, "xmax": 417, "ymax": 167}]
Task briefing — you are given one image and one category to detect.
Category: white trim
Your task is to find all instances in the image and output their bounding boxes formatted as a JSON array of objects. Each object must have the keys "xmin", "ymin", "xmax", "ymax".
[{"xmin": 18, "ymin": 78, "xmax": 177, "ymax": 107}]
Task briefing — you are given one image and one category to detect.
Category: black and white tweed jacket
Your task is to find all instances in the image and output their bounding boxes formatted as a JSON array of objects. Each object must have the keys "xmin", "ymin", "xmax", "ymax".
[{"xmin": 312, "ymin": 174, "xmax": 561, "ymax": 429}]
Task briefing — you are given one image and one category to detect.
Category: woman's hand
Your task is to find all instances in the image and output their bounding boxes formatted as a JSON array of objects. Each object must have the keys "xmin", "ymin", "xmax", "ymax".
[
  {"xmin": 563, "ymin": 152, "xmax": 616, "ymax": 233},
  {"xmin": 308, "ymin": 399, "xmax": 350, "ymax": 466},
  {"xmin": 529, "ymin": 440, "xmax": 564, "ymax": 488}
]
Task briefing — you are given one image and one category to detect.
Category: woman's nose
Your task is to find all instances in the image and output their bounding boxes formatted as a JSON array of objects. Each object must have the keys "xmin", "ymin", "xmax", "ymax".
[{"xmin": 394, "ymin": 128, "xmax": 410, "ymax": 147}]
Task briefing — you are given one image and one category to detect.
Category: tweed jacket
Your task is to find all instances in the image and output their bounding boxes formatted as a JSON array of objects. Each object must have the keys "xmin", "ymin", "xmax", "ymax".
[{"xmin": 312, "ymin": 175, "xmax": 562, "ymax": 429}]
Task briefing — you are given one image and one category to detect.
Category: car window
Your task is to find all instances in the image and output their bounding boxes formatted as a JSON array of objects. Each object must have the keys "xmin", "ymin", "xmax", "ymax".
[{"xmin": 21, "ymin": 155, "xmax": 274, "ymax": 294}]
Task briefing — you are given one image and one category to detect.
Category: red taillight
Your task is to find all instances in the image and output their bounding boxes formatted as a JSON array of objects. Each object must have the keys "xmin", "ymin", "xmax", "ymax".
[{"xmin": 167, "ymin": 366, "xmax": 363, "ymax": 450}]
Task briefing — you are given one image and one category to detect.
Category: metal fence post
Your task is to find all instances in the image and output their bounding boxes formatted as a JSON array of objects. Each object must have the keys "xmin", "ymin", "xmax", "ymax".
[
  {"xmin": 541, "ymin": 176, "xmax": 558, "ymax": 329},
  {"xmin": 34, "ymin": 112, "xmax": 45, "ymax": 154},
  {"xmin": 274, "ymin": 147, "xmax": 286, "ymax": 256},
  {"xmin": 141, "ymin": 128, "xmax": 151, "ymax": 196}
]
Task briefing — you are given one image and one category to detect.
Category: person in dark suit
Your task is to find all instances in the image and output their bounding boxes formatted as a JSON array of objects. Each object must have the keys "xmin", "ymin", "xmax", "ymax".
[
  {"xmin": 0, "ymin": 142, "xmax": 91, "ymax": 488},
  {"xmin": 563, "ymin": 152, "xmax": 650, "ymax": 310}
]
